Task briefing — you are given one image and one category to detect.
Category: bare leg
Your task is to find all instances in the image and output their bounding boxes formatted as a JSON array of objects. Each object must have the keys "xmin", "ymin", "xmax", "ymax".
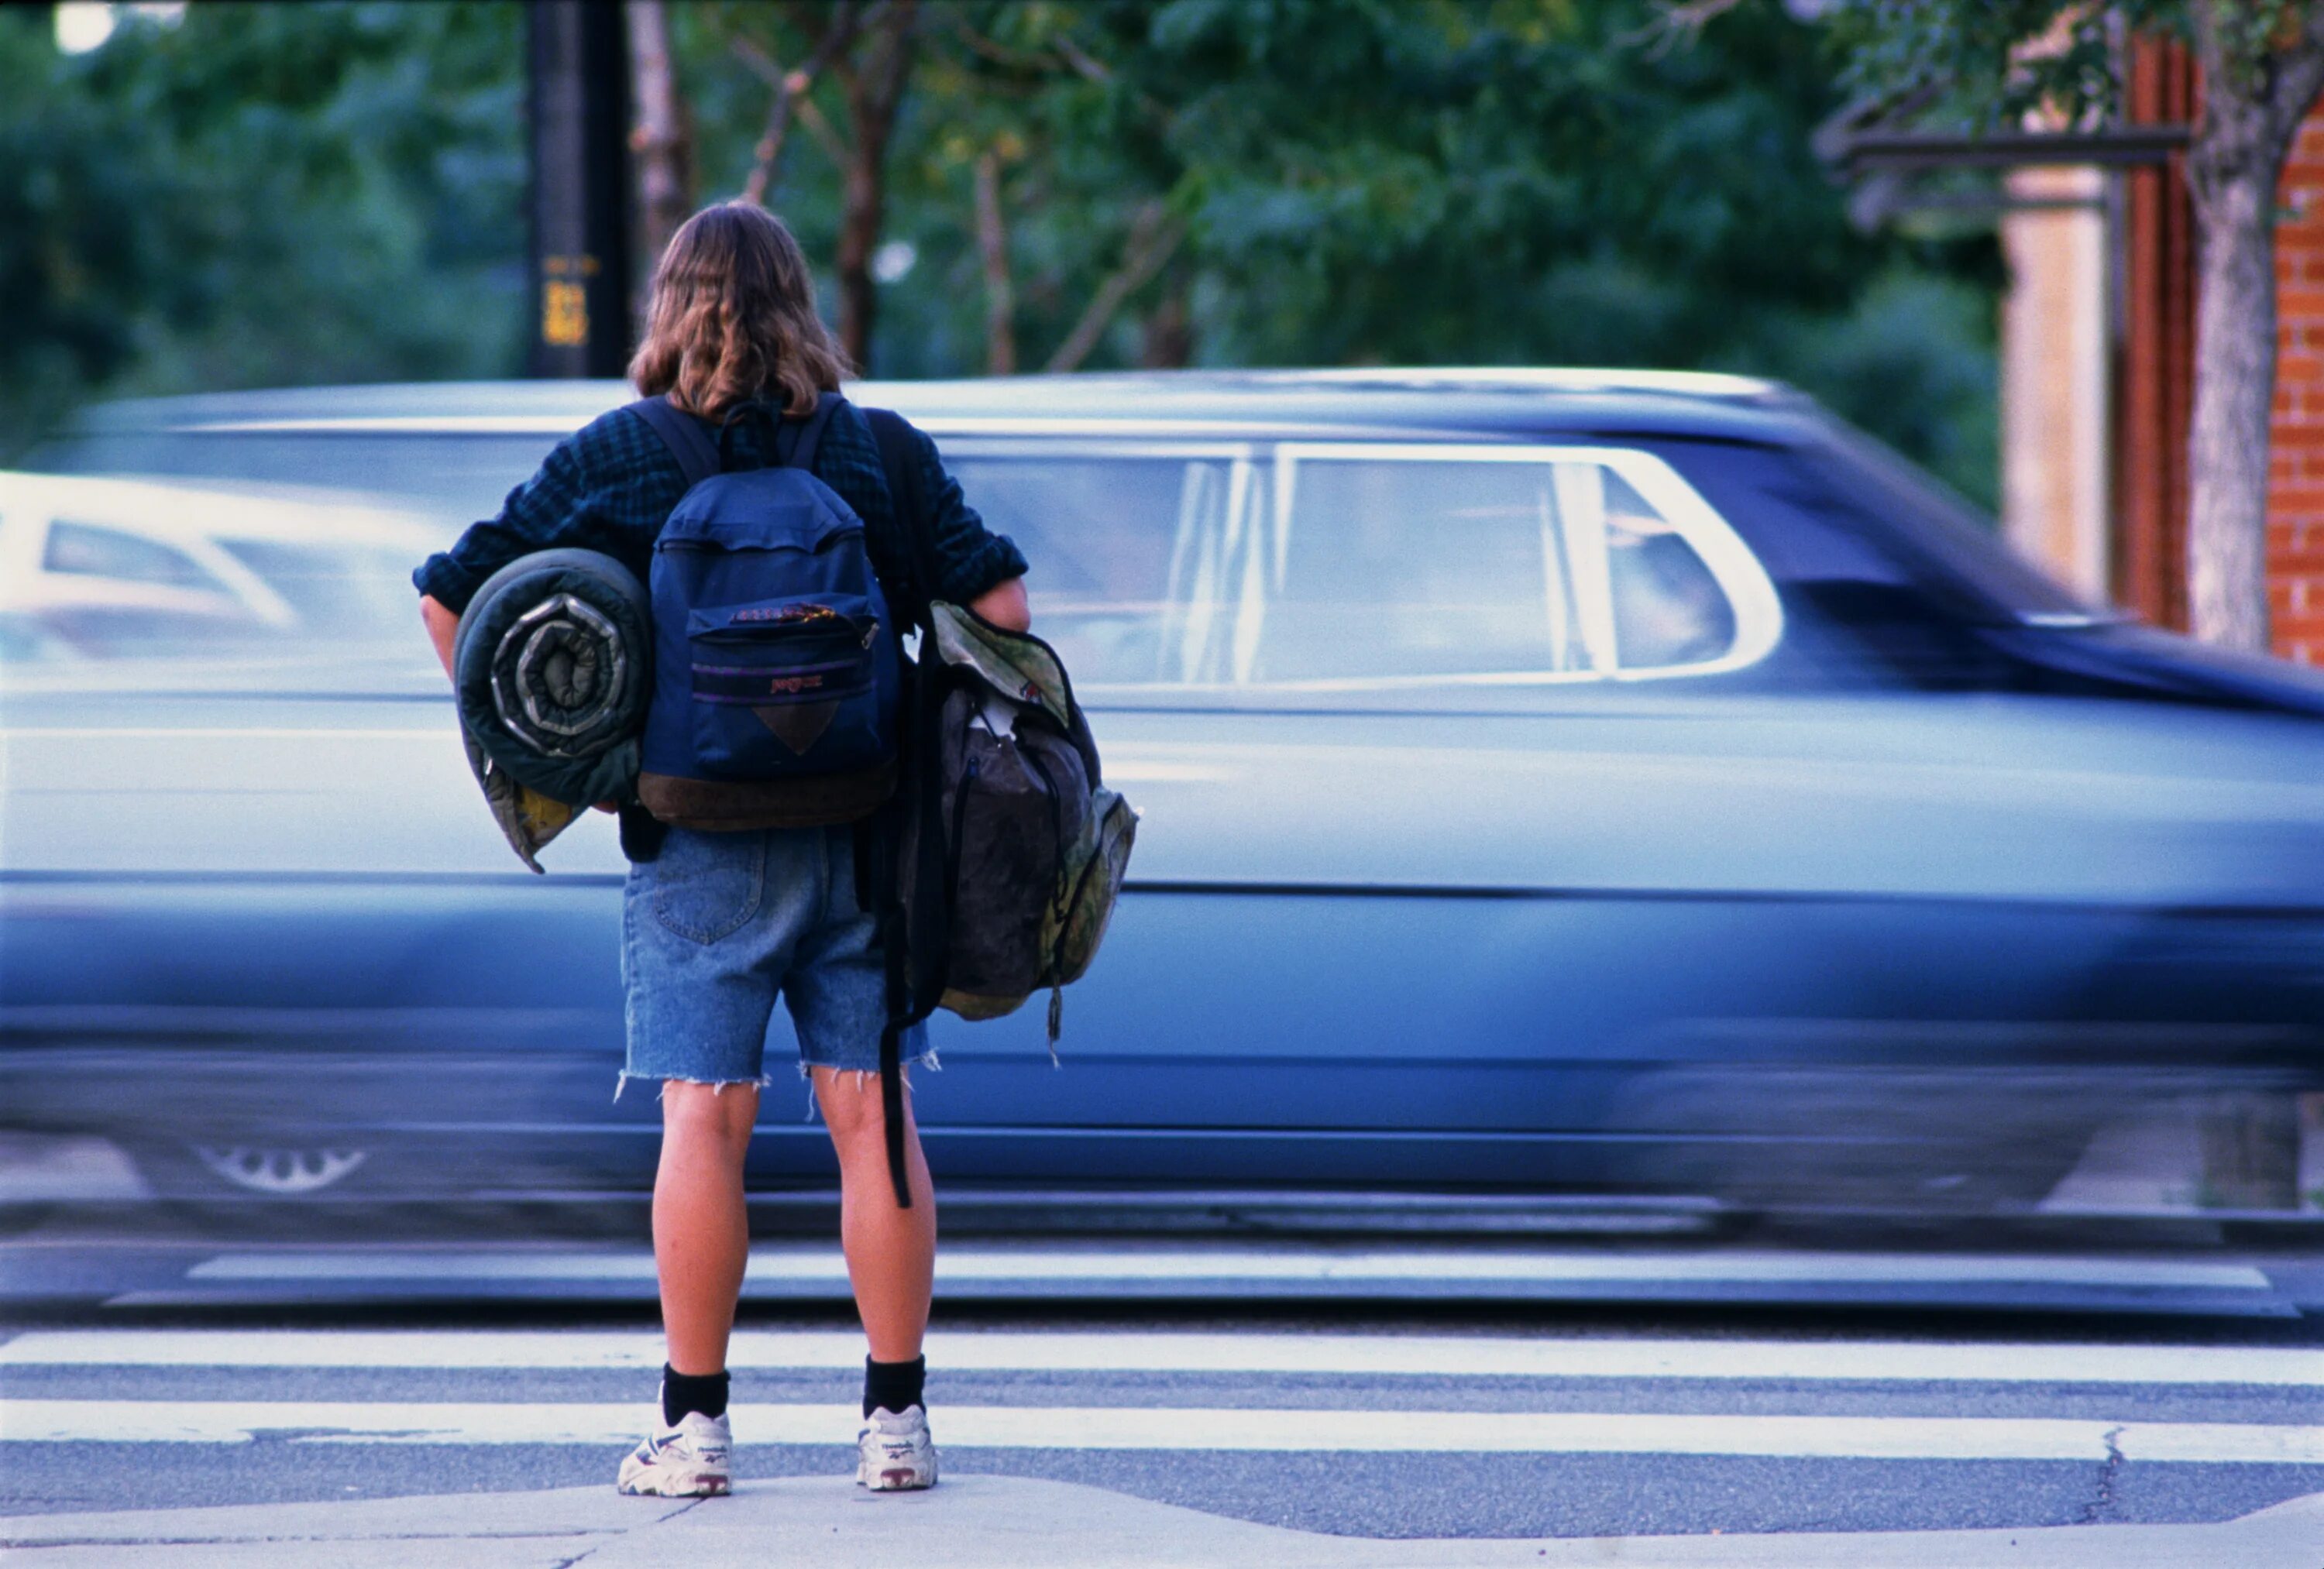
[
  {"xmin": 655, "ymin": 1081, "xmax": 758, "ymax": 1377},
  {"xmin": 811, "ymin": 1066, "xmax": 936, "ymax": 1361}
]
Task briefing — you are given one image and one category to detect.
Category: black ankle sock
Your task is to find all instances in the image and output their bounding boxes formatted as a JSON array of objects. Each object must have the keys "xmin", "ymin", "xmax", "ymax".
[
  {"xmin": 863, "ymin": 1354, "xmax": 926, "ymax": 1417},
  {"xmin": 662, "ymin": 1364, "xmax": 729, "ymax": 1427}
]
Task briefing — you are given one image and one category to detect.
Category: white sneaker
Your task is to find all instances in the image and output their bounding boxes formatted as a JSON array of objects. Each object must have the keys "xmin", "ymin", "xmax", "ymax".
[
  {"xmin": 857, "ymin": 1403, "xmax": 938, "ymax": 1491},
  {"xmin": 617, "ymin": 1409, "xmax": 732, "ymax": 1498}
]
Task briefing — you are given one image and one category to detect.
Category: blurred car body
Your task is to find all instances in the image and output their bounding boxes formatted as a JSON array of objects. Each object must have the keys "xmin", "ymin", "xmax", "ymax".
[{"xmin": 3, "ymin": 370, "xmax": 2322, "ymax": 1213}]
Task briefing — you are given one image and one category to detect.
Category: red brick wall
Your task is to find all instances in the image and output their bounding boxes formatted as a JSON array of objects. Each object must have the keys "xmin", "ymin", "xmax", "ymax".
[{"xmin": 2272, "ymin": 118, "xmax": 2324, "ymax": 664}]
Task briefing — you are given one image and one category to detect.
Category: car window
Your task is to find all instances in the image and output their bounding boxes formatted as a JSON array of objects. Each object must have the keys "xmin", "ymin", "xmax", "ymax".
[
  {"xmin": 944, "ymin": 448, "xmax": 1250, "ymax": 687},
  {"xmin": 1255, "ymin": 445, "xmax": 1778, "ymax": 686},
  {"xmin": 945, "ymin": 441, "xmax": 1778, "ymax": 695},
  {"xmin": 43, "ymin": 520, "xmax": 226, "ymax": 594}
]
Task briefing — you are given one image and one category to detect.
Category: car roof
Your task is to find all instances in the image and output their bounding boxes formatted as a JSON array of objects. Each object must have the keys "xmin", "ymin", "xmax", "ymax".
[
  {"xmin": 70, "ymin": 368, "xmax": 1827, "ymax": 446},
  {"xmin": 0, "ymin": 471, "xmax": 438, "ymax": 545}
]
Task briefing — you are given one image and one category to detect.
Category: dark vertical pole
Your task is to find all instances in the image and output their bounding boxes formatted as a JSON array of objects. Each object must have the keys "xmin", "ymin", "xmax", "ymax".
[
  {"xmin": 528, "ymin": 0, "xmax": 634, "ymax": 379},
  {"xmin": 2113, "ymin": 36, "xmax": 2198, "ymax": 629}
]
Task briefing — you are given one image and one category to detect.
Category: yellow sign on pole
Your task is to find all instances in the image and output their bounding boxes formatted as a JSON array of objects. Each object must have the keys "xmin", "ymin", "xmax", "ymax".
[{"xmin": 542, "ymin": 280, "xmax": 590, "ymax": 348}]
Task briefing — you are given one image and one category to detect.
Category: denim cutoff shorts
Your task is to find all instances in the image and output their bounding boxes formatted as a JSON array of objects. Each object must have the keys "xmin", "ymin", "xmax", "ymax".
[{"xmin": 621, "ymin": 822, "xmax": 928, "ymax": 1088}]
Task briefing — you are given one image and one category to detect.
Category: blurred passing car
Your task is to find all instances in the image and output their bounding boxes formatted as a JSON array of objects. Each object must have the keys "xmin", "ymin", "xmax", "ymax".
[
  {"xmin": 4, "ymin": 370, "xmax": 2322, "ymax": 1213},
  {"xmin": 0, "ymin": 471, "xmax": 437, "ymax": 662}
]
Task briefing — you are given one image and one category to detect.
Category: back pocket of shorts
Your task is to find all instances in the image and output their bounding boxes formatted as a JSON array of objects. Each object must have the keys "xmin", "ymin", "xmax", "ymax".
[{"xmin": 650, "ymin": 828, "xmax": 766, "ymax": 943}]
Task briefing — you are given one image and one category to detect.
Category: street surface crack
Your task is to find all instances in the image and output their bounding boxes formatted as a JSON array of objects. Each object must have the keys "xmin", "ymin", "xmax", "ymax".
[{"xmin": 2078, "ymin": 1424, "xmax": 2127, "ymax": 1525}]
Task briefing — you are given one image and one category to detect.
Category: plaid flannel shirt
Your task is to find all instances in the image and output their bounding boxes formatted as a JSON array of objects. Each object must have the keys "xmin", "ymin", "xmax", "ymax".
[{"xmin": 411, "ymin": 397, "xmax": 1026, "ymax": 617}]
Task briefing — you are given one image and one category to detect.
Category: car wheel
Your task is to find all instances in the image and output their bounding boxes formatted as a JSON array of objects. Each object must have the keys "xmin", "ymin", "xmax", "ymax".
[
  {"xmin": 132, "ymin": 1141, "xmax": 373, "ymax": 1201},
  {"xmin": 189, "ymin": 1145, "xmax": 370, "ymax": 1196}
]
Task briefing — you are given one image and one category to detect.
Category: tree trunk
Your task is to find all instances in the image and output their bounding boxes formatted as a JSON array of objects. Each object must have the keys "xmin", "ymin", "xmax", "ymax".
[
  {"xmin": 2185, "ymin": 94, "xmax": 2283, "ymax": 650},
  {"xmin": 624, "ymin": 0, "xmax": 691, "ymax": 284},
  {"xmin": 1140, "ymin": 266, "xmax": 1194, "ymax": 369},
  {"xmin": 2183, "ymin": 4, "xmax": 2324, "ymax": 652},
  {"xmin": 834, "ymin": 1, "xmax": 918, "ymax": 373},
  {"xmin": 973, "ymin": 149, "xmax": 1016, "ymax": 375}
]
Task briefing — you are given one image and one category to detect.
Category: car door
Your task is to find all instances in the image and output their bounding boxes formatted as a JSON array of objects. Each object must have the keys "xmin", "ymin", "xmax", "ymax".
[{"xmin": 907, "ymin": 434, "xmax": 1810, "ymax": 1189}]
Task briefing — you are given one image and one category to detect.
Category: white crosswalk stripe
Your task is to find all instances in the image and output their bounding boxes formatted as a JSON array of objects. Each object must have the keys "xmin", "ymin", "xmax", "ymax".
[
  {"xmin": 4, "ymin": 1330, "xmax": 2320, "ymax": 1466},
  {"xmin": 3, "ymin": 1399, "xmax": 2322, "ymax": 1463}
]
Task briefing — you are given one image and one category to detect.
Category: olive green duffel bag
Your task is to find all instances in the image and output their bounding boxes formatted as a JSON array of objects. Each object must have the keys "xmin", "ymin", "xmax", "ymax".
[{"xmin": 903, "ymin": 600, "xmax": 1138, "ymax": 1039}]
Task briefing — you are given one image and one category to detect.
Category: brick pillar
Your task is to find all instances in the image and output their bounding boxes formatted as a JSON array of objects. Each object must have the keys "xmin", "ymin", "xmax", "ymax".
[{"xmin": 2271, "ymin": 118, "xmax": 2324, "ymax": 664}]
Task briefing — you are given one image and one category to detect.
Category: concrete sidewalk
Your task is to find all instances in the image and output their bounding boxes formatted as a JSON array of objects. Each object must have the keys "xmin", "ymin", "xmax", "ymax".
[{"xmin": 4, "ymin": 1477, "xmax": 2321, "ymax": 1567}]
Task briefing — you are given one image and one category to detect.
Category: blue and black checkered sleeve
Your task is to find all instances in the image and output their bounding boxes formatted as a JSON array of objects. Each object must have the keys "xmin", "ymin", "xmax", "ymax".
[
  {"xmin": 816, "ymin": 407, "xmax": 1027, "ymax": 613},
  {"xmin": 412, "ymin": 407, "xmax": 689, "ymax": 614},
  {"xmin": 906, "ymin": 424, "xmax": 1027, "ymax": 606}
]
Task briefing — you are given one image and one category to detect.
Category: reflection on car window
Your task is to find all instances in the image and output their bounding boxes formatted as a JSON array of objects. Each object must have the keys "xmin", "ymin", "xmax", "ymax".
[
  {"xmin": 45, "ymin": 520, "xmax": 225, "ymax": 593},
  {"xmin": 947, "ymin": 454, "xmax": 1243, "ymax": 686},
  {"xmin": 1260, "ymin": 450, "xmax": 1758, "ymax": 685},
  {"xmin": 1610, "ymin": 501, "xmax": 1737, "ymax": 668}
]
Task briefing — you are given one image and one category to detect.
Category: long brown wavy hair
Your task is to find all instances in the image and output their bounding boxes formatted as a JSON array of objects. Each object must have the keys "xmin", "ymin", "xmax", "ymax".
[{"xmin": 629, "ymin": 202, "xmax": 848, "ymax": 420}]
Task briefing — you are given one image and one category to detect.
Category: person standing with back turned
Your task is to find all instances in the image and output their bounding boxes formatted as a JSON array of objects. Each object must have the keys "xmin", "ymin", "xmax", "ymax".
[{"xmin": 412, "ymin": 202, "xmax": 1030, "ymax": 1498}]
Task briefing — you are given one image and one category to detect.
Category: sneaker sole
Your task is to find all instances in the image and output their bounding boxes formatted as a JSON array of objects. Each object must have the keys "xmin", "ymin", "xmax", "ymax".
[
  {"xmin": 857, "ymin": 1462, "xmax": 937, "ymax": 1491},
  {"xmin": 617, "ymin": 1465, "xmax": 731, "ymax": 1499}
]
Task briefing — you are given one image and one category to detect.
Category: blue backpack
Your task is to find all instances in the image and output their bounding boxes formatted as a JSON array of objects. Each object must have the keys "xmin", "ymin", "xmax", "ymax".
[{"xmin": 629, "ymin": 393, "xmax": 903, "ymax": 829}]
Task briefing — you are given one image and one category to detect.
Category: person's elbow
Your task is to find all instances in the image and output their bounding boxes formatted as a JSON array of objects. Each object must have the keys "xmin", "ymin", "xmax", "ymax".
[
  {"xmin": 968, "ymin": 575, "xmax": 1030, "ymax": 633},
  {"xmin": 419, "ymin": 593, "xmax": 461, "ymax": 680}
]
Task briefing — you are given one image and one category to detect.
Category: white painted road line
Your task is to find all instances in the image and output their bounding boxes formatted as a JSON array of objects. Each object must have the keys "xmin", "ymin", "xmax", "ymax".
[
  {"xmin": 5, "ymin": 1330, "xmax": 2322, "ymax": 1389},
  {"xmin": 3, "ymin": 1400, "xmax": 2319, "ymax": 1463},
  {"xmin": 177, "ymin": 1248, "xmax": 2275, "ymax": 1291}
]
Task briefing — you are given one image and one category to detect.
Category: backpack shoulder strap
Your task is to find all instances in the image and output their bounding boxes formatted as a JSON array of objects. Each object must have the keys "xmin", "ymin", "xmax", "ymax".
[
  {"xmin": 865, "ymin": 406, "xmax": 942, "ymax": 626},
  {"xmin": 626, "ymin": 394, "xmax": 720, "ymax": 490},
  {"xmin": 783, "ymin": 392, "xmax": 844, "ymax": 474}
]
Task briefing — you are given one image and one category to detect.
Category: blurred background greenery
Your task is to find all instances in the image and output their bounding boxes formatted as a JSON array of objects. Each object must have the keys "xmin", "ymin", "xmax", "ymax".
[{"xmin": 1, "ymin": 0, "xmax": 2002, "ymax": 504}]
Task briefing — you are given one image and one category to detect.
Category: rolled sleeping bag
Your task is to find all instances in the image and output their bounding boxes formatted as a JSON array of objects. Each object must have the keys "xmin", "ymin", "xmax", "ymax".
[{"xmin": 453, "ymin": 548, "xmax": 653, "ymax": 868}]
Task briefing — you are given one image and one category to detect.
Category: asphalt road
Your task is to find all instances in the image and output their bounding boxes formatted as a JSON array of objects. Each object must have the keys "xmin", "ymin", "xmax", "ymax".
[{"xmin": 5, "ymin": 1237, "xmax": 2322, "ymax": 1543}]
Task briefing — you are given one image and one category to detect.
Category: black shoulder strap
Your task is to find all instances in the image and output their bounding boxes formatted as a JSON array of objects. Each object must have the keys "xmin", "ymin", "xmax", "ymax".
[
  {"xmin": 627, "ymin": 394, "xmax": 720, "ymax": 490},
  {"xmin": 784, "ymin": 391, "xmax": 844, "ymax": 473},
  {"xmin": 865, "ymin": 404, "xmax": 952, "ymax": 1211},
  {"xmin": 865, "ymin": 406, "xmax": 943, "ymax": 627}
]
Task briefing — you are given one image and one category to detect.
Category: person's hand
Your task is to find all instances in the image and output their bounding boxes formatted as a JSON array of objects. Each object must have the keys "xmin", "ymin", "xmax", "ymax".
[
  {"xmin": 593, "ymin": 802, "xmax": 619, "ymax": 814},
  {"xmin": 968, "ymin": 575, "xmax": 1030, "ymax": 632},
  {"xmin": 420, "ymin": 595, "xmax": 459, "ymax": 680}
]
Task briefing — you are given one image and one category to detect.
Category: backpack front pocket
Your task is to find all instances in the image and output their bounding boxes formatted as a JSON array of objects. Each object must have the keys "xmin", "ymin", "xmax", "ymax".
[{"xmin": 686, "ymin": 599, "xmax": 892, "ymax": 777}]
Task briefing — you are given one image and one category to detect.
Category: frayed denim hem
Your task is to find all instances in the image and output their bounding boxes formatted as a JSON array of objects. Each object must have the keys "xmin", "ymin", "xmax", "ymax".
[
  {"xmin": 792, "ymin": 1051, "xmax": 939, "ymax": 1121},
  {"xmin": 613, "ymin": 1071, "xmax": 775, "ymax": 1104}
]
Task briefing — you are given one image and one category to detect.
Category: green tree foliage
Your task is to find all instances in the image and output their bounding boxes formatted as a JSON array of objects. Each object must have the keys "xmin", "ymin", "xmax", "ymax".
[
  {"xmin": 14, "ymin": 0, "xmax": 2002, "ymax": 505},
  {"xmin": 686, "ymin": 0, "xmax": 2000, "ymax": 501},
  {"xmin": 0, "ymin": 2, "xmax": 527, "ymax": 456}
]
